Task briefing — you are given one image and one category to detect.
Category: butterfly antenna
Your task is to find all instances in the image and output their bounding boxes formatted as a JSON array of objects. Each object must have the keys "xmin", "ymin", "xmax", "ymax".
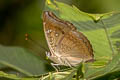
[{"xmin": 25, "ymin": 33, "xmax": 48, "ymax": 52}]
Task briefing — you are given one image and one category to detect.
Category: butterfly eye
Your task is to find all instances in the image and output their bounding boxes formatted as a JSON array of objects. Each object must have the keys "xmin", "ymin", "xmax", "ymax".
[{"xmin": 46, "ymin": 52, "xmax": 52, "ymax": 57}]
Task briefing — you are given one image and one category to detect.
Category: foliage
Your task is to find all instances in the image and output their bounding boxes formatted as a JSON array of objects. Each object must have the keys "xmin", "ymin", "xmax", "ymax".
[{"xmin": 0, "ymin": 0, "xmax": 120, "ymax": 80}]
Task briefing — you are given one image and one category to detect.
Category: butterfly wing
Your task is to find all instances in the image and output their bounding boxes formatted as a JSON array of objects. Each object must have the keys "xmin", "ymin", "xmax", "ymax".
[
  {"xmin": 56, "ymin": 30, "xmax": 94, "ymax": 66},
  {"xmin": 43, "ymin": 11, "xmax": 63, "ymax": 55},
  {"xmin": 43, "ymin": 11, "xmax": 75, "ymax": 56},
  {"xmin": 43, "ymin": 11, "xmax": 94, "ymax": 66}
]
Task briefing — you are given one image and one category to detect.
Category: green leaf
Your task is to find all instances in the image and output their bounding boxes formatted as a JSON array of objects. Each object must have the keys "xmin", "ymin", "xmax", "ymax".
[
  {"xmin": 61, "ymin": 63, "xmax": 83, "ymax": 80},
  {"xmin": 0, "ymin": 71, "xmax": 42, "ymax": 80},
  {"xmin": 0, "ymin": 45, "xmax": 48, "ymax": 76},
  {"xmin": 0, "ymin": 64, "xmax": 6, "ymax": 69},
  {"xmin": 85, "ymin": 52, "xmax": 120, "ymax": 79},
  {"xmin": 61, "ymin": 70, "xmax": 76, "ymax": 80},
  {"xmin": 40, "ymin": 70, "xmax": 76, "ymax": 80},
  {"xmin": 44, "ymin": 0, "xmax": 120, "ymax": 79},
  {"xmin": 0, "ymin": 71, "xmax": 19, "ymax": 79}
]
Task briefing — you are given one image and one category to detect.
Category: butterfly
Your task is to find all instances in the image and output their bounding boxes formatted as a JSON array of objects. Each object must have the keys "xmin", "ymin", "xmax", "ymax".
[{"xmin": 42, "ymin": 11, "xmax": 94, "ymax": 67}]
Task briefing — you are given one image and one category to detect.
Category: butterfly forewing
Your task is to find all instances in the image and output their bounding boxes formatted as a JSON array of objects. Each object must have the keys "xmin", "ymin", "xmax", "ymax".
[{"xmin": 43, "ymin": 11, "xmax": 67, "ymax": 56}]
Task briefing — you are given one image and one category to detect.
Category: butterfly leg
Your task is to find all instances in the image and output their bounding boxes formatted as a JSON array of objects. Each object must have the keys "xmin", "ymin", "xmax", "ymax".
[
  {"xmin": 64, "ymin": 58, "xmax": 73, "ymax": 68},
  {"xmin": 45, "ymin": 52, "xmax": 61, "ymax": 71},
  {"xmin": 51, "ymin": 63, "xmax": 61, "ymax": 72}
]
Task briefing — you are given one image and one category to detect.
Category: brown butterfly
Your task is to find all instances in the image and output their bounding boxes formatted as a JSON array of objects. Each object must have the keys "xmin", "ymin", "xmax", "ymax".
[{"xmin": 42, "ymin": 11, "xmax": 94, "ymax": 67}]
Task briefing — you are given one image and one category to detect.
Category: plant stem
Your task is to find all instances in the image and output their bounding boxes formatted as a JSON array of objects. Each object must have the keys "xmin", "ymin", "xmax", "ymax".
[{"xmin": 101, "ymin": 19, "xmax": 115, "ymax": 55}]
